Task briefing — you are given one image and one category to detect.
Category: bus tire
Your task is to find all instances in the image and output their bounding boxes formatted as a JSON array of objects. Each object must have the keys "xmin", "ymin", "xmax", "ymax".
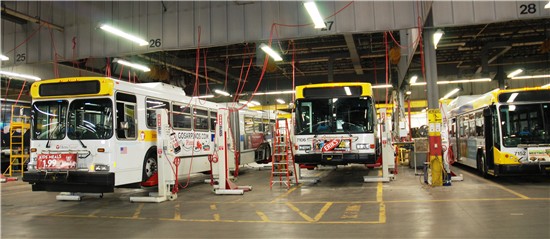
[
  {"xmin": 476, "ymin": 151, "xmax": 488, "ymax": 178},
  {"xmin": 142, "ymin": 147, "xmax": 158, "ymax": 182}
]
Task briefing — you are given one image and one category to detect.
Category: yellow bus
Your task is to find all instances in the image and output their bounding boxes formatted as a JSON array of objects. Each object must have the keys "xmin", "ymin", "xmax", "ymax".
[
  {"xmin": 447, "ymin": 87, "xmax": 550, "ymax": 176},
  {"xmin": 293, "ymin": 82, "xmax": 379, "ymax": 168},
  {"xmin": 22, "ymin": 77, "xmax": 274, "ymax": 193}
]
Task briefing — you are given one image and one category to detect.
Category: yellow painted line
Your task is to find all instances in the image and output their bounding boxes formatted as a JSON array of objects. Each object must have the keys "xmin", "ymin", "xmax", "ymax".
[
  {"xmin": 286, "ymin": 202, "xmax": 314, "ymax": 222},
  {"xmin": 213, "ymin": 214, "xmax": 221, "ymax": 221},
  {"xmin": 460, "ymin": 169, "xmax": 530, "ymax": 199},
  {"xmin": 173, "ymin": 203, "xmax": 181, "ymax": 220},
  {"xmin": 313, "ymin": 202, "xmax": 333, "ymax": 221},
  {"xmin": 341, "ymin": 204, "xmax": 361, "ymax": 219},
  {"xmin": 132, "ymin": 203, "xmax": 144, "ymax": 219},
  {"xmin": 210, "ymin": 203, "xmax": 219, "ymax": 221},
  {"xmin": 378, "ymin": 203, "xmax": 386, "ymax": 223},
  {"xmin": 270, "ymin": 184, "xmax": 301, "ymax": 203},
  {"xmin": 256, "ymin": 211, "xmax": 271, "ymax": 222},
  {"xmin": 210, "ymin": 204, "xmax": 217, "ymax": 210}
]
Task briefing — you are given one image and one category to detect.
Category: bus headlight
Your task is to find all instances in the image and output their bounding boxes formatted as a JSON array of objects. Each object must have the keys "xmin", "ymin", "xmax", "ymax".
[
  {"xmin": 94, "ymin": 164, "xmax": 110, "ymax": 172},
  {"xmin": 298, "ymin": 145, "xmax": 311, "ymax": 151},
  {"xmin": 356, "ymin": 144, "xmax": 368, "ymax": 149}
]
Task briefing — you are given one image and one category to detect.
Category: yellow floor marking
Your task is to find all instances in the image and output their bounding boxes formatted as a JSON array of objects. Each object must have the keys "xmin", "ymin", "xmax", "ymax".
[
  {"xmin": 313, "ymin": 202, "xmax": 333, "ymax": 221},
  {"xmin": 173, "ymin": 203, "xmax": 181, "ymax": 220},
  {"xmin": 461, "ymin": 169, "xmax": 530, "ymax": 199},
  {"xmin": 378, "ymin": 203, "xmax": 386, "ymax": 223},
  {"xmin": 213, "ymin": 214, "xmax": 221, "ymax": 221},
  {"xmin": 256, "ymin": 211, "xmax": 270, "ymax": 222},
  {"xmin": 132, "ymin": 203, "xmax": 144, "ymax": 219},
  {"xmin": 210, "ymin": 203, "xmax": 220, "ymax": 221},
  {"xmin": 286, "ymin": 202, "xmax": 314, "ymax": 222},
  {"xmin": 270, "ymin": 184, "xmax": 301, "ymax": 203},
  {"xmin": 210, "ymin": 204, "xmax": 217, "ymax": 210},
  {"xmin": 285, "ymin": 202, "xmax": 333, "ymax": 222},
  {"xmin": 340, "ymin": 204, "xmax": 361, "ymax": 219}
]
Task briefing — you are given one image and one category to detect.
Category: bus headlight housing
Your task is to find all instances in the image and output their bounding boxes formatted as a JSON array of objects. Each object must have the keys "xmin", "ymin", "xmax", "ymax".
[
  {"xmin": 356, "ymin": 144, "xmax": 369, "ymax": 149},
  {"xmin": 298, "ymin": 145, "xmax": 311, "ymax": 151},
  {"xmin": 94, "ymin": 164, "xmax": 110, "ymax": 172}
]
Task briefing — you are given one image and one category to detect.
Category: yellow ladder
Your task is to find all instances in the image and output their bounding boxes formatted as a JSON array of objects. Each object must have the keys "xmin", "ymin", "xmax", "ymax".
[
  {"xmin": 270, "ymin": 118, "xmax": 298, "ymax": 189},
  {"xmin": 3, "ymin": 105, "xmax": 30, "ymax": 177}
]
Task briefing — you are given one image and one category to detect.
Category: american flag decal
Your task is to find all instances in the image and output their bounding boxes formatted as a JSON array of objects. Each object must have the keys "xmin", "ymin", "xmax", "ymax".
[{"xmin": 120, "ymin": 147, "xmax": 127, "ymax": 154}]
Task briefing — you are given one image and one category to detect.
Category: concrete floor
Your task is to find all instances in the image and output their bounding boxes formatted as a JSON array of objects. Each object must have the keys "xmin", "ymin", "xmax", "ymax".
[{"xmin": 1, "ymin": 164, "xmax": 549, "ymax": 238}]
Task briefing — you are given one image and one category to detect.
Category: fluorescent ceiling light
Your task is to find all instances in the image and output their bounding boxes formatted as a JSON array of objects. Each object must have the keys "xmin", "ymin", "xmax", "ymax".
[
  {"xmin": 344, "ymin": 86, "xmax": 351, "ymax": 95},
  {"xmin": 0, "ymin": 70, "xmax": 41, "ymax": 81},
  {"xmin": 100, "ymin": 24, "xmax": 148, "ymax": 46},
  {"xmin": 433, "ymin": 29, "xmax": 444, "ymax": 49},
  {"xmin": 276, "ymin": 99, "xmax": 286, "ymax": 104},
  {"xmin": 507, "ymin": 69, "xmax": 523, "ymax": 78},
  {"xmin": 511, "ymin": 74, "xmax": 550, "ymax": 80},
  {"xmin": 250, "ymin": 100, "xmax": 261, "ymax": 106},
  {"xmin": 253, "ymin": 90, "xmax": 295, "ymax": 95},
  {"xmin": 214, "ymin": 89, "xmax": 231, "ymax": 96},
  {"xmin": 409, "ymin": 75, "xmax": 418, "ymax": 84},
  {"xmin": 304, "ymin": 1, "xmax": 326, "ymax": 29},
  {"xmin": 114, "ymin": 59, "xmax": 150, "ymax": 72},
  {"xmin": 441, "ymin": 88, "xmax": 460, "ymax": 100},
  {"xmin": 406, "ymin": 91, "xmax": 412, "ymax": 95},
  {"xmin": 412, "ymin": 78, "xmax": 491, "ymax": 86},
  {"xmin": 372, "ymin": 84, "xmax": 393, "ymax": 89},
  {"xmin": 192, "ymin": 95, "xmax": 214, "ymax": 99},
  {"xmin": 546, "ymin": 1, "xmax": 550, "ymax": 9},
  {"xmin": 0, "ymin": 54, "xmax": 9, "ymax": 61},
  {"xmin": 506, "ymin": 93, "xmax": 518, "ymax": 103},
  {"xmin": 542, "ymin": 83, "xmax": 550, "ymax": 88},
  {"xmin": 259, "ymin": 43, "xmax": 283, "ymax": 62}
]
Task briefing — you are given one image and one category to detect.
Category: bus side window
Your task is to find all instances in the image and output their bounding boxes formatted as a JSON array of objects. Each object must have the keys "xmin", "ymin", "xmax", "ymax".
[
  {"xmin": 475, "ymin": 112, "xmax": 483, "ymax": 136},
  {"xmin": 146, "ymin": 98, "xmax": 169, "ymax": 128}
]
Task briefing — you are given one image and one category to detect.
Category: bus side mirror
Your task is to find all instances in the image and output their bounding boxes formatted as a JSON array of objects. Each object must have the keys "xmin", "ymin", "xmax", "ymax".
[
  {"xmin": 483, "ymin": 108, "xmax": 492, "ymax": 117},
  {"xmin": 119, "ymin": 122, "xmax": 129, "ymax": 130}
]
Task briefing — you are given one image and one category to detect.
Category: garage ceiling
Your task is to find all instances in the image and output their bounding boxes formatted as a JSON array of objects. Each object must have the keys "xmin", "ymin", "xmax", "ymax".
[{"xmin": 2, "ymin": 7, "xmax": 549, "ymax": 105}]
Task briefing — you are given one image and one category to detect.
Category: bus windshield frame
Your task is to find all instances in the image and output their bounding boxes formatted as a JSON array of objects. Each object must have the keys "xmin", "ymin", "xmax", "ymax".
[
  {"xmin": 32, "ymin": 100, "xmax": 69, "ymax": 140},
  {"xmin": 499, "ymin": 103, "xmax": 550, "ymax": 147},
  {"xmin": 295, "ymin": 96, "xmax": 375, "ymax": 135}
]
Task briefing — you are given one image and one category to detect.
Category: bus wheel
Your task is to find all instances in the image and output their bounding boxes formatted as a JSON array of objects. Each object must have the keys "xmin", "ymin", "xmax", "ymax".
[
  {"xmin": 476, "ymin": 151, "xmax": 487, "ymax": 178},
  {"xmin": 142, "ymin": 149, "xmax": 158, "ymax": 181}
]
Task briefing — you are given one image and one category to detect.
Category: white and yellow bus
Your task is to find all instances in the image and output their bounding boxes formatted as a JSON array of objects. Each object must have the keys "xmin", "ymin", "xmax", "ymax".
[
  {"xmin": 447, "ymin": 86, "xmax": 550, "ymax": 176},
  {"xmin": 23, "ymin": 77, "xmax": 273, "ymax": 193},
  {"xmin": 293, "ymin": 82, "xmax": 379, "ymax": 168}
]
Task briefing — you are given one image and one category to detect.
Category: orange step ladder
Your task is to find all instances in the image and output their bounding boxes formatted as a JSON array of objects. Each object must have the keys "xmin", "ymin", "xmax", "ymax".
[{"xmin": 270, "ymin": 118, "xmax": 298, "ymax": 189}]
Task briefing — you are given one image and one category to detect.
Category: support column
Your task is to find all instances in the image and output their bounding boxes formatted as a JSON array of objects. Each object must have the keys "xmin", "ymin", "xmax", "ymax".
[{"xmin": 423, "ymin": 25, "xmax": 443, "ymax": 186}]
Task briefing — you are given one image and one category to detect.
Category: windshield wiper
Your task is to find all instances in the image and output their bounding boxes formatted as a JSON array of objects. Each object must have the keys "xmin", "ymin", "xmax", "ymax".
[
  {"xmin": 76, "ymin": 133, "xmax": 87, "ymax": 148},
  {"xmin": 46, "ymin": 137, "xmax": 51, "ymax": 148}
]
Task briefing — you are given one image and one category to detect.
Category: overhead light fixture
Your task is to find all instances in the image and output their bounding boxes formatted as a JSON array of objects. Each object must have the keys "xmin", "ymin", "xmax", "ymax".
[
  {"xmin": 406, "ymin": 91, "xmax": 412, "ymax": 95},
  {"xmin": 192, "ymin": 95, "xmax": 215, "ymax": 99},
  {"xmin": 411, "ymin": 82, "xmax": 427, "ymax": 86},
  {"xmin": 304, "ymin": 1, "xmax": 326, "ymax": 29},
  {"xmin": 545, "ymin": 1, "xmax": 550, "ymax": 9},
  {"xmin": 511, "ymin": 74, "xmax": 550, "ymax": 80},
  {"xmin": 433, "ymin": 29, "xmax": 444, "ymax": 49},
  {"xmin": 100, "ymin": 24, "xmax": 148, "ymax": 46},
  {"xmin": 507, "ymin": 69, "xmax": 523, "ymax": 78},
  {"xmin": 372, "ymin": 84, "xmax": 393, "ymax": 89},
  {"xmin": 250, "ymin": 100, "xmax": 261, "ymax": 106},
  {"xmin": 214, "ymin": 89, "xmax": 231, "ymax": 96},
  {"xmin": 506, "ymin": 93, "xmax": 519, "ymax": 103},
  {"xmin": 113, "ymin": 59, "xmax": 151, "ymax": 72},
  {"xmin": 409, "ymin": 75, "xmax": 418, "ymax": 84},
  {"xmin": 276, "ymin": 99, "xmax": 286, "ymax": 104},
  {"xmin": 438, "ymin": 78, "xmax": 491, "ymax": 84},
  {"xmin": 441, "ymin": 88, "xmax": 460, "ymax": 100},
  {"xmin": 0, "ymin": 54, "xmax": 9, "ymax": 61},
  {"xmin": 542, "ymin": 83, "xmax": 550, "ymax": 88},
  {"xmin": 0, "ymin": 70, "xmax": 41, "ymax": 81},
  {"xmin": 259, "ymin": 43, "xmax": 283, "ymax": 62},
  {"xmin": 344, "ymin": 86, "xmax": 351, "ymax": 95},
  {"xmin": 253, "ymin": 90, "xmax": 295, "ymax": 95}
]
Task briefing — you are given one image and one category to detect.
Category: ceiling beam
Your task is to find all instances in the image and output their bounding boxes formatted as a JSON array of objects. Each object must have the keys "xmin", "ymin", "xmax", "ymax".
[
  {"xmin": 343, "ymin": 33, "xmax": 363, "ymax": 75},
  {"xmin": 1, "ymin": 6, "xmax": 64, "ymax": 32}
]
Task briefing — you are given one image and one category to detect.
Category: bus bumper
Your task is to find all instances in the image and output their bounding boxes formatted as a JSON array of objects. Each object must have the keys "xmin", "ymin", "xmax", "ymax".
[
  {"xmin": 22, "ymin": 171, "xmax": 115, "ymax": 193},
  {"xmin": 295, "ymin": 153, "xmax": 377, "ymax": 165},
  {"xmin": 494, "ymin": 164, "xmax": 550, "ymax": 176}
]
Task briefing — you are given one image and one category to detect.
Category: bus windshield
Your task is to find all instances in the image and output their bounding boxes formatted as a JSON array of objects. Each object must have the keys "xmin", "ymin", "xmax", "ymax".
[
  {"xmin": 499, "ymin": 103, "xmax": 550, "ymax": 147},
  {"xmin": 295, "ymin": 97, "xmax": 374, "ymax": 135},
  {"xmin": 68, "ymin": 99, "xmax": 113, "ymax": 140},
  {"xmin": 33, "ymin": 101, "xmax": 68, "ymax": 140}
]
